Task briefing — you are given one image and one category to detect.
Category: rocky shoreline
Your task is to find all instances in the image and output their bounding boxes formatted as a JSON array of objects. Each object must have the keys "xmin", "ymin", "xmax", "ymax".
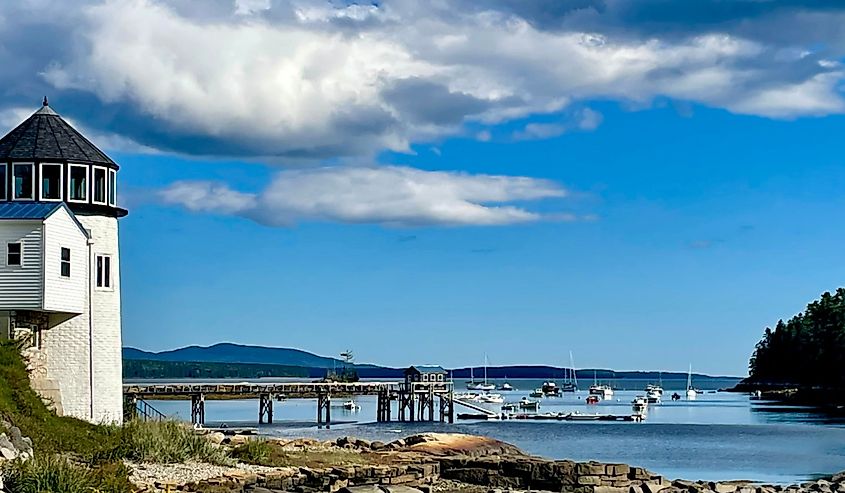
[{"xmin": 126, "ymin": 433, "xmax": 845, "ymax": 493}]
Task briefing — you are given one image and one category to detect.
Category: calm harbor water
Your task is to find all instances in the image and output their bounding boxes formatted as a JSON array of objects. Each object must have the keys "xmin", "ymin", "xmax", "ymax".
[{"xmin": 145, "ymin": 378, "xmax": 845, "ymax": 484}]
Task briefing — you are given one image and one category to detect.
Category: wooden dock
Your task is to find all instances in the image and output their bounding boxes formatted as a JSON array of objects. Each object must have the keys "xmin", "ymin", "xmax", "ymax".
[{"xmin": 123, "ymin": 381, "xmax": 456, "ymax": 427}]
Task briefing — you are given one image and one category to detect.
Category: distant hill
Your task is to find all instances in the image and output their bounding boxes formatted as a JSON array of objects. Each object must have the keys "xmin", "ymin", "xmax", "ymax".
[
  {"xmin": 123, "ymin": 343, "xmax": 376, "ymax": 369},
  {"xmin": 123, "ymin": 343, "xmax": 738, "ymax": 380}
]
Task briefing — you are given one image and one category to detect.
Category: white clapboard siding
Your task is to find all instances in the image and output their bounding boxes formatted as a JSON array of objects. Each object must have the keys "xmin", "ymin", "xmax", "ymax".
[
  {"xmin": 43, "ymin": 207, "xmax": 87, "ymax": 314},
  {"xmin": 0, "ymin": 221, "xmax": 43, "ymax": 309}
]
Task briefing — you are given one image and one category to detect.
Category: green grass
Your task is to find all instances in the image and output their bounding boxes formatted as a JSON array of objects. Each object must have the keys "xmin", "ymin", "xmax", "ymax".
[
  {"xmin": 230, "ymin": 438, "xmax": 273, "ymax": 464},
  {"xmin": 1, "ymin": 455, "xmax": 133, "ymax": 493},
  {"xmin": 107, "ymin": 420, "xmax": 231, "ymax": 465},
  {"xmin": 0, "ymin": 340, "xmax": 236, "ymax": 493},
  {"xmin": 0, "ymin": 341, "xmax": 121, "ymax": 460}
]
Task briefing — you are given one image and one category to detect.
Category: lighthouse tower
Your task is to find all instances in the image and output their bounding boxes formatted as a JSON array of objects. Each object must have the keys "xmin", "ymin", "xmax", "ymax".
[{"xmin": 0, "ymin": 99, "xmax": 127, "ymax": 423}]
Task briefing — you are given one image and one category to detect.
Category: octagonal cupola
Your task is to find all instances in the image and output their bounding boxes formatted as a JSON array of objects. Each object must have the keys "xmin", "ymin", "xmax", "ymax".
[{"xmin": 0, "ymin": 98, "xmax": 127, "ymax": 217}]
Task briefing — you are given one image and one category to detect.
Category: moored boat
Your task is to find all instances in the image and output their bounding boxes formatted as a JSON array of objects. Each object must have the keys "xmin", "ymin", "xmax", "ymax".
[
  {"xmin": 478, "ymin": 393, "xmax": 504, "ymax": 404},
  {"xmin": 686, "ymin": 364, "xmax": 697, "ymax": 400},
  {"xmin": 586, "ymin": 395, "xmax": 601, "ymax": 405},
  {"xmin": 631, "ymin": 396, "xmax": 648, "ymax": 413},
  {"xmin": 529, "ymin": 388, "xmax": 544, "ymax": 398},
  {"xmin": 518, "ymin": 397, "xmax": 540, "ymax": 410}
]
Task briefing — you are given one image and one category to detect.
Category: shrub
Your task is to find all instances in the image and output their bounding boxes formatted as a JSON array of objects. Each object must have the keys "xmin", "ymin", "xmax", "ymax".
[
  {"xmin": 108, "ymin": 420, "xmax": 231, "ymax": 465},
  {"xmin": 230, "ymin": 438, "xmax": 273, "ymax": 465},
  {"xmin": 3, "ymin": 455, "xmax": 133, "ymax": 493}
]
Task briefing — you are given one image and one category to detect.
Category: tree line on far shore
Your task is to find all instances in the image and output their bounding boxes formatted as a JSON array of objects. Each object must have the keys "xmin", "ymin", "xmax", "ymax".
[{"xmin": 748, "ymin": 288, "xmax": 845, "ymax": 388}]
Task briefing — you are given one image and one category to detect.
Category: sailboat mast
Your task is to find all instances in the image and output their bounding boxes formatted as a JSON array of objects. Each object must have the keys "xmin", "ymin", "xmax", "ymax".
[
  {"xmin": 484, "ymin": 354, "xmax": 488, "ymax": 384},
  {"xmin": 570, "ymin": 351, "xmax": 578, "ymax": 387}
]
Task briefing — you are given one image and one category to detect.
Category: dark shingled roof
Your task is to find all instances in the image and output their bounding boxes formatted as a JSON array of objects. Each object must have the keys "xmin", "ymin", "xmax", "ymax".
[{"xmin": 0, "ymin": 101, "xmax": 116, "ymax": 166}]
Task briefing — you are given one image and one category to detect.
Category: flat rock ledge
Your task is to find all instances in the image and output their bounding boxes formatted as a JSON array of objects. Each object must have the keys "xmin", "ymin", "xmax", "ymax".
[{"xmin": 127, "ymin": 433, "xmax": 845, "ymax": 493}]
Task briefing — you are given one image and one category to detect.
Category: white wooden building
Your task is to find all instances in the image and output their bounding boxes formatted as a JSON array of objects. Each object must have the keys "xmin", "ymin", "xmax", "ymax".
[{"xmin": 0, "ymin": 99, "xmax": 126, "ymax": 424}]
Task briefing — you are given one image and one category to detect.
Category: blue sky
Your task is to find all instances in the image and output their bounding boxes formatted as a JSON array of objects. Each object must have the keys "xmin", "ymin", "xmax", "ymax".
[{"xmin": 4, "ymin": 1, "xmax": 845, "ymax": 376}]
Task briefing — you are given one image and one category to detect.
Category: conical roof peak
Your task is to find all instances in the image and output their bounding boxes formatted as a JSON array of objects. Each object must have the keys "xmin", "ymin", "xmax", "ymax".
[{"xmin": 0, "ymin": 100, "xmax": 116, "ymax": 166}]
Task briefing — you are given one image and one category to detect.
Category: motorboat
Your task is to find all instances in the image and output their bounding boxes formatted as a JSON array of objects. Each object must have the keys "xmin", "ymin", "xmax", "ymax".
[
  {"xmin": 589, "ymin": 384, "xmax": 613, "ymax": 399},
  {"xmin": 645, "ymin": 383, "xmax": 664, "ymax": 396},
  {"xmin": 478, "ymin": 393, "xmax": 504, "ymax": 404},
  {"xmin": 498, "ymin": 382, "xmax": 516, "ymax": 391},
  {"xmin": 341, "ymin": 400, "xmax": 360, "ymax": 411},
  {"xmin": 586, "ymin": 395, "xmax": 600, "ymax": 405},
  {"xmin": 454, "ymin": 392, "xmax": 479, "ymax": 401},
  {"xmin": 646, "ymin": 388, "xmax": 661, "ymax": 404},
  {"xmin": 501, "ymin": 402, "xmax": 518, "ymax": 412},
  {"xmin": 518, "ymin": 397, "xmax": 540, "ymax": 410},
  {"xmin": 631, "ymin": 396, "xmax": 648, "ymax": 413},
  {"xmin": 529, "ymin": 388, "xmax": 544, "ymax": 398},
  {"xmin": 589, "ymin": 370, "xmax": 614, "ymax": 399},
  {"xmin": 671, "ymin": 392, "xmax": 681, "ymax": 401},
  {"xmin": 542, "ymin": 381, "xmax": 561, "ymax": 397}
]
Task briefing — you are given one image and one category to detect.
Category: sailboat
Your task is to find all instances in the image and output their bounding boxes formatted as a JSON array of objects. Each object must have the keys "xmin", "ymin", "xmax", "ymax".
[
  {"xmin": 686, "ymin": 364, "xmax": 697, "ymax": 400},
  {"xmin": 561, "ymin": 351, "xmax": 578, "ymax": 392},
  {"xmin": 467, "ymin": 355, "xmax": 495, "ymax": 391}
]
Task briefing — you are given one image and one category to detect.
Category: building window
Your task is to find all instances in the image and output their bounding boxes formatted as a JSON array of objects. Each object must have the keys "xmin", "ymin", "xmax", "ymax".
[
  {"xmin": 7, "ymin": 243, "xmax": 21, "ymax": 266},
  {"xmin": 0, "ymin": 164, "xmax": 6, "ymax": 200},
  {"xmin": 96, "ymin": 254, "xmax": 111, "ymax": 289},
  {"xmin": 40, "ymin": 163, "xmax": 62, "ymax": 201},
  {"xmin": 108, "ymin": 169, "xmax": 116, "ymax": 206},
  {"xmin": 60, "ymin": 247, "xmax": 71, "ymax": 278},
  {"xmin": 93, "ymin": 167, "xmax": 107, "ymax": 205},
  {"xmin": 13, "ymin": 163, "xmax": 33, "ymax": 200},
  {"xmin": 69, "ymin": 165, "xmax": 88, "ymax": 202}
]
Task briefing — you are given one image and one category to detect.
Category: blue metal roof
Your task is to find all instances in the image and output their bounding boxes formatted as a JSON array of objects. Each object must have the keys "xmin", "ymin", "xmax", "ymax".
[
  {"xmin": 0, "ymin": 201, "xmax": 63, "ymax": 220},
  {"xmin": 408, "ymin": 365, "xmax": 447, "ymax": 374}
]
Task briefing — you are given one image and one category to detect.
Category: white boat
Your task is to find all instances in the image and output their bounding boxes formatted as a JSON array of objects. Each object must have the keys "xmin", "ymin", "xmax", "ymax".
[
  {"xmin": 646, "ymin": 388, "xmax": 661, "ymax": 404},
  {"xmin": 686, "ymin": 364, "xmax": 697, "ymax": 400},
  {"xmin": 478, "ymin": 393, "xmax": 504, "ymax": 404},
  {"xmin": 518, "ymin": 397, "xmax": 540, "ymax": 410},
  {"xmin": 631, "ymin": 396, "xmax": 648, "ymax": 413},
  {"xmin": 542, "ymin": 380, "xmax": 560, "ymax": 396},
  {"xmin": 454, "ymin": 392, "xmax": 479, "ymax": 400},
  {"xmin": 501, "ymin": 402, "xmax": 518, "ymax": 412},
  {"xmin": 645, "ymin": 383, "xmax": 664, "ymax": 396},
  {"xmin": 341, "ymin": 400, "xmax": 360, "ymax": 411},
  {"xmin": 588, "ymin": 371, "xmax": 613, "ymax": 399},
  {"xmin": 468, "ymin": 355, "xmax": 496, "ymax": 391},
  {"xmin": 498, "ymin": 382, "xmax": 516, "ymax": 391},
  {"xmin": 529, "ymin": 388, "xmax": 544, "ymax": 398}
]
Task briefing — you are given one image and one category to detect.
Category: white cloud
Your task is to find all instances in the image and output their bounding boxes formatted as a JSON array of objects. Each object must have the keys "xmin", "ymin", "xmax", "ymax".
[
  {"xmin": 20, "ymin": 0, "xmax": 845, "ymax": 159},
  {"xmin": 513, "ymin": 108, "xmax": 604, "ymax": 140},
  {"xmin": 158, "ymin": 165, "xmax": 568, "ymax": 227}
]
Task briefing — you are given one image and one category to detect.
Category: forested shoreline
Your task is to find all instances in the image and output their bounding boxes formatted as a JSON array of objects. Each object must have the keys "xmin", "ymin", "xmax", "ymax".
[{"xmin": 745, "ymin": 288, "xmax": 845, "ymax": 389}]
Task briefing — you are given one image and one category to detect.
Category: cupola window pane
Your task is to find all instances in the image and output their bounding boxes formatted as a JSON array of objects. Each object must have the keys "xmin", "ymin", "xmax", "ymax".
[
  {"xmin": 69, "ymin": 165, "xmax": 87, "ymax": 201},
  {"xmin": 13, "ymin": 164, "xmax": 33, "ymax": 200},
  {"xmin": 108, "ymin": 169, "xmax": 116, "ymax": 206},
  {"xmin": 40, "ymin": 163, "xmax": 62, "ymax": 200},
  {"xmin": 93, "ymin": 167, "xmax": 106, "ymax": 204}
]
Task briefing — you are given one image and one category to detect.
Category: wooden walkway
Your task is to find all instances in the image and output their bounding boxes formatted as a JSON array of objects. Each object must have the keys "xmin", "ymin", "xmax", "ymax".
[{"xmin": 123, "ymin": 381, "xmax": 455, "ymax": 427}]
